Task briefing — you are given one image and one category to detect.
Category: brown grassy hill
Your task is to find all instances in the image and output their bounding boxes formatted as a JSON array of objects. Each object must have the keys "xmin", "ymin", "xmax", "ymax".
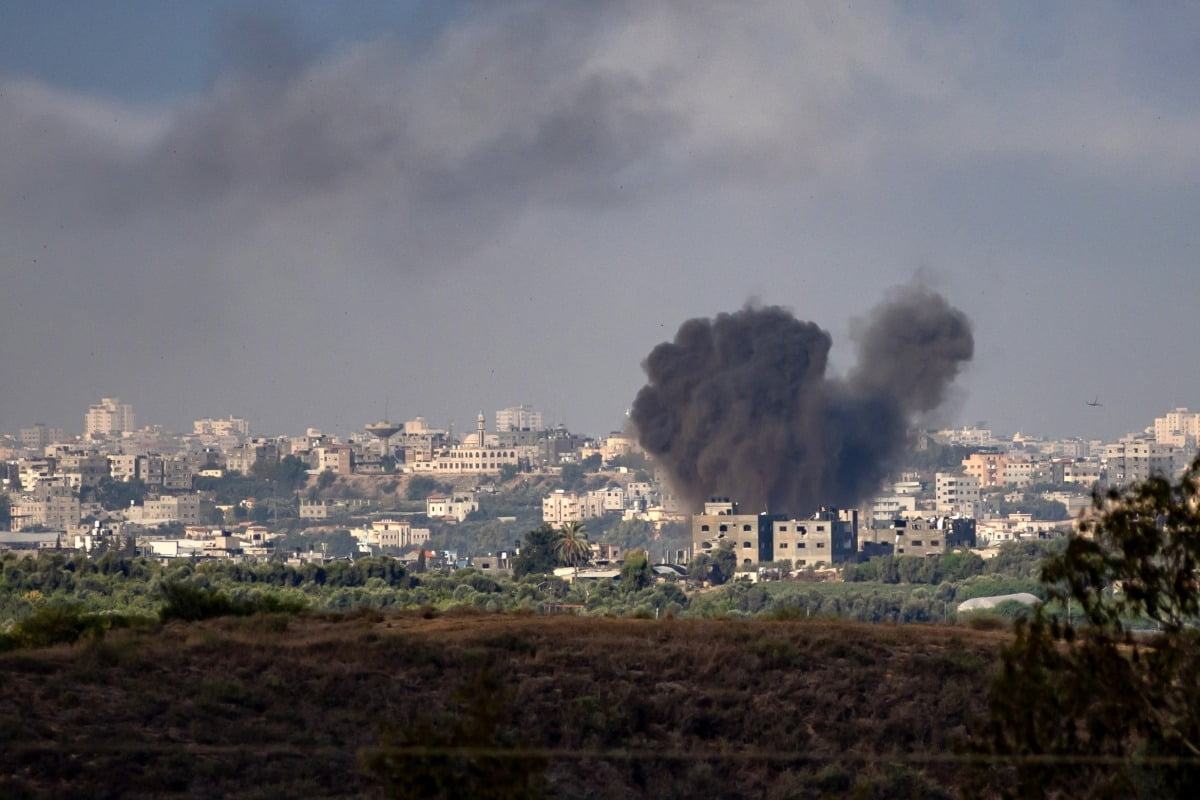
[{"xmin": 0, "ymin": 612, "xmax": 1008, "ymax": 798}]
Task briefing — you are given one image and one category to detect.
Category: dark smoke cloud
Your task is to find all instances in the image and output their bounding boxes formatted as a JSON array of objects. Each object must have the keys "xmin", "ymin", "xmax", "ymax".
[{"xmin": 631, "ymin": 284, "xmax": 974, "ymax": 515}]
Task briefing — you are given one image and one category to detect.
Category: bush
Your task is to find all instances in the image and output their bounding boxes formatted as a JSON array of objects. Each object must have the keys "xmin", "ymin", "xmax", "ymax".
[
  {"xmin": 158, "ymin": 581, "xmax": 308, "ymax": 622},
  {"xmin": 962, "ymin": 612, "xmax": 1009, "ymax": 631},
  {"xmin": 159, "ymin": 581, "xmax": 239, "ymax": 622},
  {"xmin": 2, "ymin": 604, "xmax": 152, "ymax": 649},
  {"xmin": 9, "ymin": 604, "xmax": 98, "ymax": 648}
]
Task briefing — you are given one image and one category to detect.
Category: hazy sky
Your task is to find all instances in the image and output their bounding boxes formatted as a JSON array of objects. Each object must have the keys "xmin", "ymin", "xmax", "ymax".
[{"xmin": 2, "ymin": 1, "xmax": 1198, "ymax": 441}]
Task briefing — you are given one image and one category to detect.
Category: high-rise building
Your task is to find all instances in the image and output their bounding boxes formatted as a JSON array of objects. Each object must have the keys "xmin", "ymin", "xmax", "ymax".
[
  {"xmin": 495, "ymin": 405, "xmax": 544, "ymax": 433},
  {"xmin": 85, "ymin": 397, "xmax": 135, "ymax": 438},
  {"xmin": 1153, "ymin": 408, "xmax": 1200, "ymax": 449}
]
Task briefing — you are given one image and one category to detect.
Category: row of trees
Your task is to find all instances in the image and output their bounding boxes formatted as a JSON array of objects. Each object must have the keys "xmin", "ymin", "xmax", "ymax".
[{"xmin": 0, "ymin": 541, "xmax": 1058, "ymax": 627}]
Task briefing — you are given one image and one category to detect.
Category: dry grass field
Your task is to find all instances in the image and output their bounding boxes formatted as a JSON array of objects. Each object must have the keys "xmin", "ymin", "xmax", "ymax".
[{"xmin": 0, "ymin": 610, "xmax": 1009, "ymax": 798}]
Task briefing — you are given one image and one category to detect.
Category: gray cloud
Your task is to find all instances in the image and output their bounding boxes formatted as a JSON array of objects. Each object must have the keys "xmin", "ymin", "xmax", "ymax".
[{"xmin": 0, "ymin": 1, "xmax": 1197, "ymax": 437}]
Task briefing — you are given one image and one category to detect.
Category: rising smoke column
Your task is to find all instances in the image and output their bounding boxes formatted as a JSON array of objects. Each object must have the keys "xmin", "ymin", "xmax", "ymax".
[{"xmin": 630, "ymin": 285, "xmax": 973, "ymax": 515}]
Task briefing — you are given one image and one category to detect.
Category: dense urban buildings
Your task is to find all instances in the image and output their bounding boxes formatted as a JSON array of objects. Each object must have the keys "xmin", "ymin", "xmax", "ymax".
[{"xmin": 2, "ymin": 398, "xmax": 1198, "ymax": 570}]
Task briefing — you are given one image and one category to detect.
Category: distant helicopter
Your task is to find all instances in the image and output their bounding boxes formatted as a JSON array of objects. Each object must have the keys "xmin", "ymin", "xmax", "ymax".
[{"xmin": 1086, "ymin": 396, "xmax": 1102, "ymax": 407}]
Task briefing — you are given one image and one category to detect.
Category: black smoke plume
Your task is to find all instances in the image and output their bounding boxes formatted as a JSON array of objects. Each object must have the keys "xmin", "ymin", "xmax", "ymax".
[{"xmin": 630, "ymin": 285, "xmax": 973, "ymax": 515}]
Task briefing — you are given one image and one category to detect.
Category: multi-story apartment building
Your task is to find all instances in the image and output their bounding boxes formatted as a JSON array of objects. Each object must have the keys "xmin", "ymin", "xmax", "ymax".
[
  {"xmin": 1103, "ymin": 436, "xmax": 1185, "ymax": 488},
  {"xmin": 19, "ymin": 424, "xmax": 66, "ymax": 452},
  {"xmin": 56, "ymin": 452, "xmax": 110, "ymax": 490},
  {"xmin": 17, "ymin": 457, "xmax": 57, "ymax": 490},
  {"xmin": 692, "ymin": 498, "xmax": 786, "ymax": 567},
  {"xmin": 962, "ymin": 450, "xmax": 1006, "ymax": 488},
  {"xmin": 495, "ymin": 405, "xmax": 544, "ymax": 433},
  {"xmin": 85, "ymin": 397, "xmax": 136, "ymax": 438},
  {"xmin": 860, "ymin": 516, "xmax": 977, "ymax": 558},
  {"xmin": 1044, "ymin": 438, "xmax": 1092, "ymax": 459},
  {"xmin": 108, "ymin": 454, "xmax": 140, "ymax": 483},
  {"xmin": 543, "ymin": 489, "xmax": 582, "ymax": 525},
  {"xmin": 125, "ymin": 494, "xmax": 203, "ymax": 526},
  {"xmin": 1050, "ymin": 458, "xmax": 1105, "ymax": 489},
  {"xmin": 933, "ymin": 426, "xmax": 999, "ymax": 448},
  {"xmin": 935, "ymin": 473, "xmax": 981, "ymax": 517},
  {"xmin": 225, "ymin": 439, "xmax": 283, "ymax": 475},
  {"xmin": 161, "ymin": 457, "xmax": 195, "ymax": 492},
  {"xmin": 769, "ymin": 509, "xmax": 858, "ymax": 567},
  {"xmin": 579, "ymin": 486, "xmax": 626, "ymax": 518},
  {"xmin": 107, "ymin": 454, "xmax": 193, "ymax": 491},
  {"xmin": 314, "ymin": 444, "xmax": 354, "ymax": 476},
  {"xmin": 1003, "ymin": 454, "xmax": 1044, "ymax": 488},
  {"xmin": 1153, "ymin": 408, "xmax": 1200, "ymax": 449},
  {"xmin": 355, "ymin": 519, "xmax": 431, "ymax": 550},
  {"xmin": 193, "ymin": 416, "xmax": 250, "ymax": 439},
  {"xmin": 10, "ymin": 483, "xmax": 80, "ymax": 531},
  {"xmin": 869, "ymin": 494, "xmax": 918, "ymax": 521}
]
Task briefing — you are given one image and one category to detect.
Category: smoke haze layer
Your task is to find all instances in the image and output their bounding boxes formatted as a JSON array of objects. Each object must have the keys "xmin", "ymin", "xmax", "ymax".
[{"xmin": 630, "ymin": 285, "xmax": 974, "ymax": 515}]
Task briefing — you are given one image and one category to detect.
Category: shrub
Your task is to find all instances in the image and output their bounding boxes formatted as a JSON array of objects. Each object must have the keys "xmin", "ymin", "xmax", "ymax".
[
  {"xmin": 158, "ymin": 581, "xmax": 308, "ymax": 622},
  {"xmin": 2, "ymin": 604, "xmax": 152, "ymax": 649},
  {"xmin": 159, "ymin": 581, "xmax": 239, "ymax": 622},
  {"xmin": 962, "ymin": 612, "xmax": 1008, "ymax": 631}
]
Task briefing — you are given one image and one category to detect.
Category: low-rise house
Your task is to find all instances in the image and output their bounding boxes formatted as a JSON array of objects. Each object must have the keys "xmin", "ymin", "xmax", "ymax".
[
  {"xmin": 0, "ymin": 531, "xmax": 64, "ymax": 552},
  {"xmin": 553, "ymin": 566, "xmax": 620, "ymax": 583},
  {"xmin": 473, "ymin": 553, "xmax": 513, "ymax": 576},
  {"xmin": 977, "ymin": 513, "xmax": 1071, "ymax": 546},
  {"xmin": 590, "ymin": 541, "xmax": 621, "ymax": 563},
  {"xmin": 426, "ymin": 492, "xmax": 479, "ymax": 523},
  {"xmin": 145, "ymin": 539, "xmax": 208, "ymax": 559},
  {"xmin": 352, "ymin": 519, "xmax": 431, "ymax": 550}
]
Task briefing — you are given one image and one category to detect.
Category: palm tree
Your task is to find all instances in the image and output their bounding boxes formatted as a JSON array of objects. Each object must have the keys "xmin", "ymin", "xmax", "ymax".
[{"xmin": 555, "ymin": 521, "xmax": 591, "ymax": 568}]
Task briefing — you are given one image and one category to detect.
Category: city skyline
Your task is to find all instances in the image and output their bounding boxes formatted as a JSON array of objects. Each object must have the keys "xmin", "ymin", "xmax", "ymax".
[
  {"xmin": 2, "ymin": 2, "xmax": 1198, "ymax": 442},
  {"xmin": 9, "ymin": 393, "xmax": 1198, "ymax": 449}
]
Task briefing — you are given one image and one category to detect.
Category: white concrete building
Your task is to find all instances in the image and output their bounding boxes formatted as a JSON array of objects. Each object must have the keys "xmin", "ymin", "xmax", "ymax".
[
  {"xmin": 543, "ymin": 490, "xmax": 582, "ymax": 525},
  {"xmin": 193, "ymin": 416, "xmax": 250, "ymax": 439},
  {"xmin": 85, "ymin": 397, "xmax": 136, "ymax": 438},
  {"xmin": 869, "ymin": 494, "xmax": 918, "ymax": 521},
  {"xmin": 426, "ymin": 492, "xmax": 479, "ymax": 523},
  {"xmin": 495, "ymin": 405, "xmax": 544, "ymax": 433},
  {"xmin": 353, "ymin": 519, "xmax": 431, "ymax": 550},
  {"xmin": 579, "ymin": 486, "xmax": 626, "ymax": 518},
  {"xmin": 408, "ymin": 445, "xmax": 529, "ymax": 476},
  {"xmin": 1154, "ymin": 408, "xmax": 1200, "ymax": 449}
]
